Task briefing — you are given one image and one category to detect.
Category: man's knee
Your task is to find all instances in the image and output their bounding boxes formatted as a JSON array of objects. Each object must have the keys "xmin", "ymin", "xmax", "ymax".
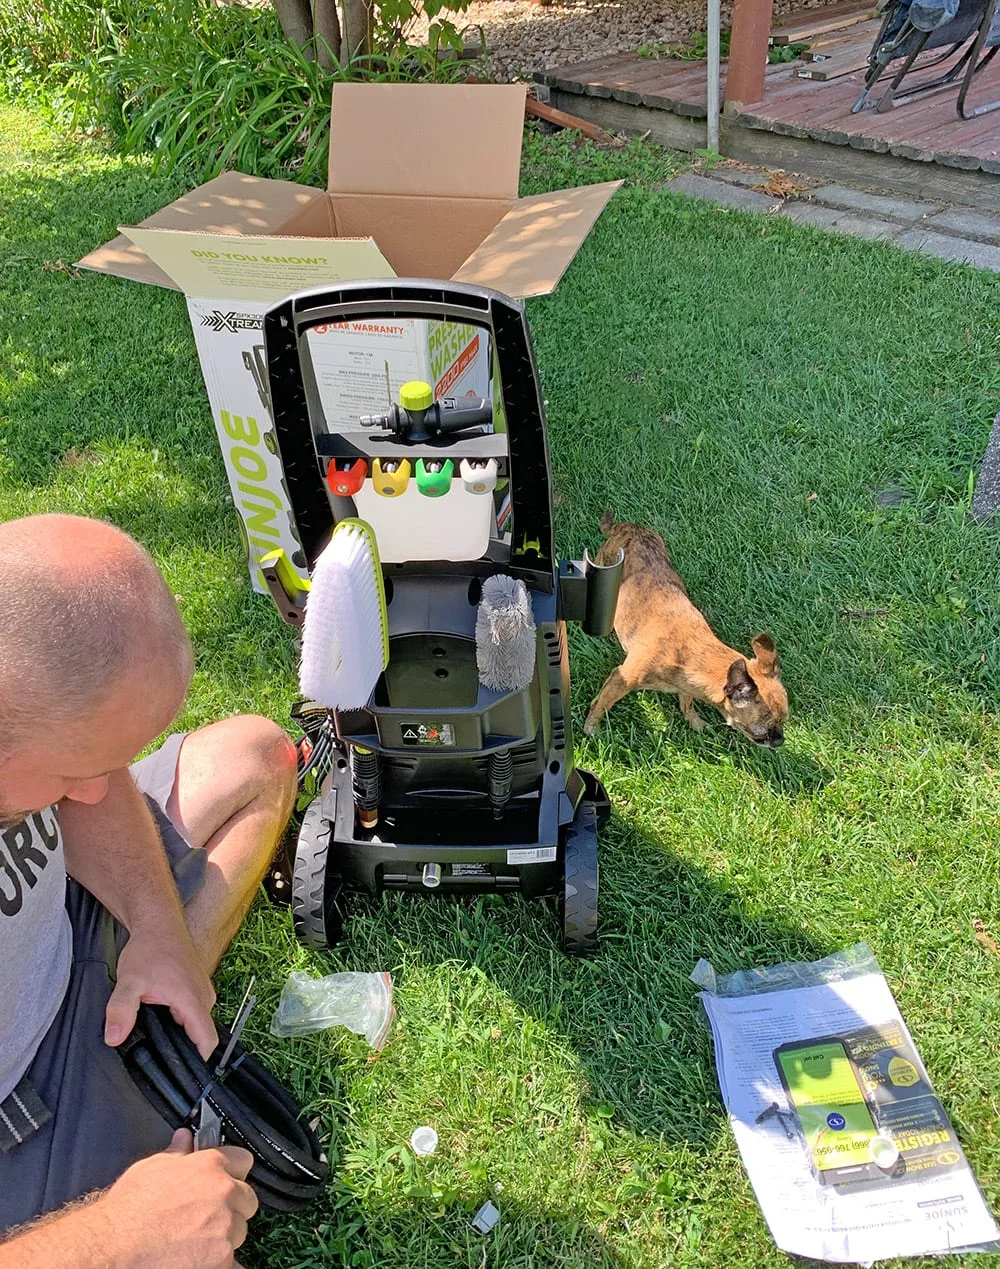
[{"xmin": 229, "ymin": 715, "xmax": 298, "ymax": 816}]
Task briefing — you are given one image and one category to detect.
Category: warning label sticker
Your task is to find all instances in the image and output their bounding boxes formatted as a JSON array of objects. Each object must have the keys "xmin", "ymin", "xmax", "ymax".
[{"xmin": 401, "ymin": 723, "xmax": 455, "ymax": 747}]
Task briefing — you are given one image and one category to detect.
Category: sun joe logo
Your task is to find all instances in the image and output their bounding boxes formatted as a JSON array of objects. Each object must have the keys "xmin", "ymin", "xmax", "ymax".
[
  {"xmin": 218, "ymin": 408, "xmax": 297, "ymax": 565},
  {"xmin": 200, "ymin": 310, "xmax": 264, "ymax": 334}
]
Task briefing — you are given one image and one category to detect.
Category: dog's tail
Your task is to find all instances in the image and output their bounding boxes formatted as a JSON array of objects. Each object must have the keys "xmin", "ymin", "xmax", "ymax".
[{"xmin": 599, "ymin": 509, "xmax": 615, "ymax": 536}]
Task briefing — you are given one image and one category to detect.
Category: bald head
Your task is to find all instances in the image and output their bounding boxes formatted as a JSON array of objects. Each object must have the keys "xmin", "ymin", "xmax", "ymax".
[{"xmin": 0, "ymin": 515, "xmax": 193, "ymax": 752}]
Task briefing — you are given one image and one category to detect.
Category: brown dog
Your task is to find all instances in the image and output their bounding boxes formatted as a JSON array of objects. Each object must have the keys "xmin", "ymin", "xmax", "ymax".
[{"xmin": 584, "ymin": 513, "xmax": 789, "ymax": 746}]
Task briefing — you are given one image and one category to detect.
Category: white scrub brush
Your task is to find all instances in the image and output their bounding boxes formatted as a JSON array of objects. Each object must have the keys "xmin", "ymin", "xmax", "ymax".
[
  {"xmin": 475, "ymin": 575, "xmax": 536, "ymax": 692},
  {"xmin": 299, "ymin": 518, "xmax": 389, "ymax": 710}
]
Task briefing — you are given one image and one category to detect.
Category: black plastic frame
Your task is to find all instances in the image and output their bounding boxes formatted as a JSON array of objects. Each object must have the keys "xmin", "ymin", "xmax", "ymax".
[{"xmin": 264, "ymin": 280, "xmax": 556, "ymax": 592}]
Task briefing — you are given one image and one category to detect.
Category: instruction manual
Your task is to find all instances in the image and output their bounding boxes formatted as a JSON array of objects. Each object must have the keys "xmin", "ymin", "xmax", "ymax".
[{"xmin": 694, "ymin": 945, "xmax": 999, "ymax": 1264}]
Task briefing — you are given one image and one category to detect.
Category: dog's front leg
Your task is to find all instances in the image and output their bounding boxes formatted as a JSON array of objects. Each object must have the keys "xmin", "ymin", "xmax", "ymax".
[
  {"xmin": 677, "ymin": 693, "xmax": 707, "ymax": 732},
  {"xmin": 584, "ymin": 665, "xmax": 633, "ymax": 736}
]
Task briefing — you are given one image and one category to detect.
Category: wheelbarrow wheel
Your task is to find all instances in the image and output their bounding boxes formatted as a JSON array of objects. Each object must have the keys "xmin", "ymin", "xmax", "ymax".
[
  {"xmin": 291, "ymin": 798, "xmax": 345, "ymax": 950},
  {"xmin": 561, "ymin": 800, "xmax": 599, "ymax": 956}
]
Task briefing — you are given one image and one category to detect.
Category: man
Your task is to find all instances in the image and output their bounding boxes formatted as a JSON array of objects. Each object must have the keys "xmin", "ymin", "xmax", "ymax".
[{"xmin": 0, "ymin": 513, "xmax": 299, "ymax": 1266}]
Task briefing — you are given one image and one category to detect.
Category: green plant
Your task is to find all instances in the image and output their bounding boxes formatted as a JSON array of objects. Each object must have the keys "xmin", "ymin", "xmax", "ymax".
[
  {"xmin": 637, "ymin": 32, "xmax": 807, "ymax": 64},
  {"xmin": 0, "ymin": 0, "xmax": 477, "ymax": 180},
  {"xmin": 768, "ymin": 42, "xmax": 808, "ymax": 63},
  {"xmin": 638, "ymin": 30, "xmax": 732, "ymax": 60}
]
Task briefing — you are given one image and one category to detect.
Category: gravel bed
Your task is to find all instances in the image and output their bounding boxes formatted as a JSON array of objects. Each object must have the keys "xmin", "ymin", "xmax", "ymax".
[{"xmin": 414, "ymin": 0, "xmax": 829, "ymax": 82}]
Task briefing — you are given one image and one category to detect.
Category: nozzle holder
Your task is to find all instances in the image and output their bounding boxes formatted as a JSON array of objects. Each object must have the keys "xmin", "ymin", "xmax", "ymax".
[{"xmin": 582, "ymin": 547, "xmax": 623, "ymax": 638}]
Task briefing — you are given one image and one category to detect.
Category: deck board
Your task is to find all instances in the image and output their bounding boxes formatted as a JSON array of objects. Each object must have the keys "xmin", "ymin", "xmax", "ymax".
[
  {"xmin": 770, "ymin": 0, "xmax": 877, "ymax": 43},
  {"xmin": 537, "ymin": 2, "xmax": 1000, "ymax": 176}
]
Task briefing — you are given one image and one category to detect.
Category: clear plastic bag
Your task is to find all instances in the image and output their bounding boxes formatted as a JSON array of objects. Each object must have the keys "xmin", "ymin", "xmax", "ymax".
[
  {"xmin": 269, "ymin": 971, "xmax": 394, "ymax": 1048},
  {"xmin": 690, "ymin": 941, "xmax": 880, "ymax": 999}
]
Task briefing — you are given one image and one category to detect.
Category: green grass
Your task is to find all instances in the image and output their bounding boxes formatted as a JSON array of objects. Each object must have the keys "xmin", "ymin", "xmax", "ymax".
[{"xmin": 3, "ymin": 101, "xmax": 1000, "ymax": 1267}]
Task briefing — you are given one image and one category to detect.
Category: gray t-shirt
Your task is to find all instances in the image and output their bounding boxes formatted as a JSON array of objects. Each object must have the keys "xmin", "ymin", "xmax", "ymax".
[{"xmin": 0, "ymin": 807, "xmax": 71, "ymax": 1102}]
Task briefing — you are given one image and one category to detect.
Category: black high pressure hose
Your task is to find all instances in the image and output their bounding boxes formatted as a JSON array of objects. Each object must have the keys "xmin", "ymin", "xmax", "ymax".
[{"xmin": 120, "ymin": 1004, "xmax": 329, "ymax": 1212}]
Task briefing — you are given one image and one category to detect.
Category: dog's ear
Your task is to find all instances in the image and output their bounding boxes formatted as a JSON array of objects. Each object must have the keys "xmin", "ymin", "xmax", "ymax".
[
  {"xmin": 751, "ymin": 633, "xmax": 780, "ymax": 678},
  {"xmin": 725, "ymin": 658, "xmax": 759, "ymax": 704}
]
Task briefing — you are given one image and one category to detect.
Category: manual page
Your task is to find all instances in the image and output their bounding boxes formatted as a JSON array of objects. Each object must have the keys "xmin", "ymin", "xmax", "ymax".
[{"xmin": 700, "ymin": 965, "xmax": 999, "ymax": 1263}]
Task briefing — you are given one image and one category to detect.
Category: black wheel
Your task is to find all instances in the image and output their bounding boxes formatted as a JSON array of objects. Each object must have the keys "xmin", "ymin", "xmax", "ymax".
[
  {"xmin": 561, "ymin": 800, "xmax": 599, "ymax": 956},
  {"xmin": 291, "ymin": 798, "xmax": 345, "ymax": 950}
]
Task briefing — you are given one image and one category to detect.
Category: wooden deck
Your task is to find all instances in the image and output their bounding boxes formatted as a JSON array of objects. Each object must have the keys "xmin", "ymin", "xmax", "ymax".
[
  {"xmin": 739, "ymin": 61, "xmax": 1000, "ymax": 171},
  {"xmin": 536, "ymin": 25, "xmax": 1000, "ymax": 208}
]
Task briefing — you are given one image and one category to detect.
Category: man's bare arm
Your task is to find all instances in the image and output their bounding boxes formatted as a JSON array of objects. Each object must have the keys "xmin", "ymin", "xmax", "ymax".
[
  {"xmin": 0, "ymin": 1130, "xmax": 257, "ymax": 1269},
  {"xmin": 59, "ymin": 768, "xmax": 216, "ymax": 1057}
]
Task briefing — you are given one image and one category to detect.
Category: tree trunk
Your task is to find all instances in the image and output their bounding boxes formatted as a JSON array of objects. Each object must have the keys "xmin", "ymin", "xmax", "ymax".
[
  {"xmin": 340, "ymin": 0, "xmax": 373, "ymax": 59},
  {"xmin": 272, "ymin": 0, "xmax": 315, "ymax": 57},
  {"xmin": 312, "ymin": 0, "xmax": 342, "ymax": 66}
]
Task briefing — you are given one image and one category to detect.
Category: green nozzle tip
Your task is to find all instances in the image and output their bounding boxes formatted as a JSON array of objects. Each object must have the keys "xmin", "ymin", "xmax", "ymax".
[
  {"xmin": 416, "ymin": 458, "xmax": 454, "ymax": 497},
  {"xmin": 400, "ymin": 380, "xmax": 433, "ymax": 412}
]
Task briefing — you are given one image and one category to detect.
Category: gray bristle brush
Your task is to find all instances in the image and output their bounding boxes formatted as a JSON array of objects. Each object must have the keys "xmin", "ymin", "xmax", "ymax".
[{"xmin": 475, "ymin": 575, "xmax": 536, "ymax": 692}]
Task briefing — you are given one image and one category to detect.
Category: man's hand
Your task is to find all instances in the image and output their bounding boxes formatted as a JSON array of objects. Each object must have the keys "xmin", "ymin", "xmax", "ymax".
[
  {"xmin": 100, "ymin": 1129, "xmax": 258, "ymax": 1267},
  {"xmin": 105, "ymin": 927, "xmax": 218, "ymax": 1060},
  {"xmin": 2, "ymin": 1130, "xmax": 258, "ymax": 1269}
]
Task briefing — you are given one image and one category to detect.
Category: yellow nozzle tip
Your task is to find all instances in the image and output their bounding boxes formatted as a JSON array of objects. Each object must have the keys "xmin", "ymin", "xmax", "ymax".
[{"xmin": 400, "ymin": 380, "xmax": 433, "ymax": 412}]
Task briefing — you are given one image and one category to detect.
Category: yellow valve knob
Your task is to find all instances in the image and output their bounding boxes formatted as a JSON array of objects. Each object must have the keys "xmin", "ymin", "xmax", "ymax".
[
  {"xmin": 372, "ymin": 457, "xmax": 411, "ymax": 498},
  {"xmin": 399, "ymin": 380, "xmax": 433, "ymax": 413}
]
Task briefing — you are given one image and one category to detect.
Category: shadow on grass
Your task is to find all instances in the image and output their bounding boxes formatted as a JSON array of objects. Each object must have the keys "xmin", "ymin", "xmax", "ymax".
[
  {"xmin": 689, "ymin": 730, "xmax": 834, "ymax": 798},
  {"xmin": 585, "ymin": 694, "xmax": 835, "ymax": 799},
  {"xmin": 315, "ymin": 809, "xmax": 829, "ymax": 1150},
  {"xmin": 232, "ymin": 805, "xmax": 822, "ymax": 1266}
]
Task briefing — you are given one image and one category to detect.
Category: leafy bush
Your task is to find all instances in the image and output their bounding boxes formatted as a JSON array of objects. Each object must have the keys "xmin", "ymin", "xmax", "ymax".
[
  {"xmin": 0, "ymin": 0, "xmax": 476, "ymax": 180},
  {"xmin": 637, "ymin": 31, "xmax": 807, "ymax": 64}
]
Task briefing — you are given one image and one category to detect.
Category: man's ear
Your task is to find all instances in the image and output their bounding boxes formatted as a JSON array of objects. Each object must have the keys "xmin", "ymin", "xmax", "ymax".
[
  {"xmin": 751, "ymin": 633, "xmax": 780, "ymax": 678},
  {"xmin": 725, "ymin": 659, "xmax": 758, "ymax": 704}
]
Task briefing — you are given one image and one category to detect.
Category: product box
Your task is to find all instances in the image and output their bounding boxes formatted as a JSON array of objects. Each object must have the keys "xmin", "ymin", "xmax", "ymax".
[{"xmin": 78, "ymin": 83, "xmax": 620, "ymax": 588}]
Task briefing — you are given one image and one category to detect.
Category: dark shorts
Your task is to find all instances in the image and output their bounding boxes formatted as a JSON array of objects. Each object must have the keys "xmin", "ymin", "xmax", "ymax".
[{"xmin": 0, "ymin": 733, "xmax": 206, "ymax": 1233}]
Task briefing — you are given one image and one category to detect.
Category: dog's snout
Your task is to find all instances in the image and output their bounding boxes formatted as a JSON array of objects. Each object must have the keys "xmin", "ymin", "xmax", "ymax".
[{"xmin": 768, "ymin": 727, "xmax": 784, "ymax": 747}]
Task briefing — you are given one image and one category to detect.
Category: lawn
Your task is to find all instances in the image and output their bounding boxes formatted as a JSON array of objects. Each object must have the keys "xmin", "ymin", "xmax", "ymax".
[{"xmin": 3, "ymin": 99, "xmax": 1000, "ymax": 1268}]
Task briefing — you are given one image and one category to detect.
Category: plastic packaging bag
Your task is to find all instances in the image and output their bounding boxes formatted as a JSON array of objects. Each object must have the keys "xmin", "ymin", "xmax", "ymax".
[{"xmin": 269, "ymin": 971, "xmax": 394, "ymax": 1048}]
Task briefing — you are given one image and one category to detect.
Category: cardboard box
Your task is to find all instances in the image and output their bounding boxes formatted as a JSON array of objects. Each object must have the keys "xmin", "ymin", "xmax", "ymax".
[{"xmin": 79, "ymin": 84, "xmax": 620, "ymax": 587}]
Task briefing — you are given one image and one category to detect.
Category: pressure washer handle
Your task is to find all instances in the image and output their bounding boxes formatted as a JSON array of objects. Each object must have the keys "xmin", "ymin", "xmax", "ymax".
[{"xmin": 360, "ymin": 397, "xmax": 492, "ymax": 442}]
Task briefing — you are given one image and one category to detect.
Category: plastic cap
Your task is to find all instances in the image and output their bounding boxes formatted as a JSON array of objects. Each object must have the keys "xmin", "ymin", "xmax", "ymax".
[
  {"xmin": 410, "ymin": 1126, "xmax": 438, "ymax": 1156},
  {"xmin": 400, "ymin": 380, "xmax": 433, "ymax": 412},
  {"xmin": 870, "ymin": 1136, "xmax": 899, "ymax": 1169}
]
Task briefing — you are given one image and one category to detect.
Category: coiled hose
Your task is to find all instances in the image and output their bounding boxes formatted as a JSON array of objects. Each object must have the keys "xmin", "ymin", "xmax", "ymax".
[{"xmin": 121, "ymin": 1004, "xmax": 329, "ymax": 1212}]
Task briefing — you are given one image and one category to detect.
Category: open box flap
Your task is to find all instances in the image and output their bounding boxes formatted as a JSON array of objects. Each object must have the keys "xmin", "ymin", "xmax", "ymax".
[
  {"xmin": 453, "ymin": 181, "xmax": 622, "ymax": 299},
  {"xmin": 119, "ymin": 226, "xmax": 395, "ymax": 301},
  {"xmin": 76, "ymin": 170, "xmax": 319, "ymax": 288},
  {"xmin": 328, "ymin": 83, "xmax": 526, "ymax": 201}
]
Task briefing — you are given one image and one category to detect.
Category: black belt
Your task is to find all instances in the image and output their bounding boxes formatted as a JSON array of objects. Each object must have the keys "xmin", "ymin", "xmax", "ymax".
[{"xmin": 0, "ymin": 1076, "xmax": 51, "ymax": 1153}]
